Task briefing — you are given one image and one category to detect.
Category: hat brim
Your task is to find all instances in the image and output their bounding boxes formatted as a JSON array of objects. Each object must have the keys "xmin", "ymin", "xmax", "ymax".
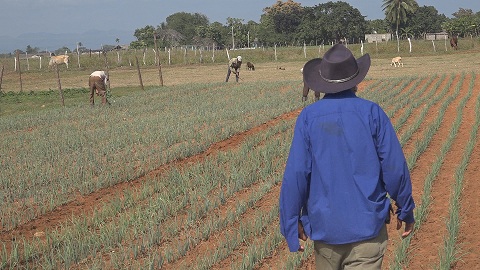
[{"xmin": 303, "ymin": 54, "xmax": 370, "ymax": 93}]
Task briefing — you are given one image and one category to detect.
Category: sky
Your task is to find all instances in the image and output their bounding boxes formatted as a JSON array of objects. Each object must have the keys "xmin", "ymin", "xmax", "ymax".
[{"xmin": 0, "ymin": 0, "xmax": 479, "ymax": 53}]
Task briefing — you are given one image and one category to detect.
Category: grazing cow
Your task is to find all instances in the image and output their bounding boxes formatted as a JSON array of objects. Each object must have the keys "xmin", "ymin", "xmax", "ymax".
[
  {"xmin": 450, "ymin": 36, "xmax": 458, "ymax": 50},
  {"xmin": 49, "ymin": 54, "xmax": 69, "ymax": 69},
  {"xmin": 391, "ymin": 56, "xmax": 403, "ymax": 67},
  {"xmin": 246, "ymin": 61, "xmax": 255, "ymax": 71}
]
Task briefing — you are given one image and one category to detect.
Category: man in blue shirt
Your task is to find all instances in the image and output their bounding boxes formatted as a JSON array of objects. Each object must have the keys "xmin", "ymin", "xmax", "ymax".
[{"xmin": 279, "ymin": 44, "xmax": 415, "ymax": 269}]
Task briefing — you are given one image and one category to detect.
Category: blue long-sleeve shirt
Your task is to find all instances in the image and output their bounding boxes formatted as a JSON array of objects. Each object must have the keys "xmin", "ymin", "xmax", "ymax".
[{"xmin": 280, "ymin": 90, "xmax": 415, "ymax": 252}]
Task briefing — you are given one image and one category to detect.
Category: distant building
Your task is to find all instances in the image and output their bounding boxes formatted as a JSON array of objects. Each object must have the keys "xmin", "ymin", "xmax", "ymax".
[
  {"xmin": 425, "ymin": 32, "xmax": 449, "ymax": 41},
  {"xmin": 365, "ymin": 33, "xmax": 392, "ymax": 43}
]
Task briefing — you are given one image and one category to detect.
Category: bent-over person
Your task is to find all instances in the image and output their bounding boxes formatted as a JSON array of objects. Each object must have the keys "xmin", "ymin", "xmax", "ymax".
[
  {"xmin": 225, "ymin": 56, "xmax": 242, "ymax": 82},
  {"xmin": 89, "ymin": 70, "xmax": 109, "ymax": 105}
]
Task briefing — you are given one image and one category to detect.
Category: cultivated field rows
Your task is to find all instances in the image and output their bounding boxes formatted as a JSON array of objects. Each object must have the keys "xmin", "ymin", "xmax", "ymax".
[{"xmin": 2, "ymin": 70, "xmax": 480, "ymax": 269}]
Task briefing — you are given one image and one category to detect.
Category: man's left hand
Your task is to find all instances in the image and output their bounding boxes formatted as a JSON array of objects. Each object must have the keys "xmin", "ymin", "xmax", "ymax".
[{"xmin": 396, "ymin": 218, "xmax": 414, "ymax": 238}]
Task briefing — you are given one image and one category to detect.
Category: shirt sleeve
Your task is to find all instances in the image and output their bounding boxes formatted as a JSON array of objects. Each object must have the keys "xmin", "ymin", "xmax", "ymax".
[
  {"xmin": 376, "ymin": 108, "xmax": 415, "ymax": 223},
  {"xmin": 280, "ymin": 111, "xmax": 311, "ymax": 252}
]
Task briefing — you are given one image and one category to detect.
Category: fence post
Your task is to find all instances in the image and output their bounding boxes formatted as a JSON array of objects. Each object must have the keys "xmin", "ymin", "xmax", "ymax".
[
  {"xmin": 16, "ymin": 51, "xmax": 23, "ymax": 92},
  {"xmin": 54, "ymin": 63, "xmax": 65, "ymax": 107},
  {"xmin": 135, "ymin": 55, "xmax": 145, "ymax": 91},
  {"xmin": 212, "ymin": 43, "xmax": 215, "ymax": 63},
  {"xmin": 154, "ymin": 32, "xmax": 164, "ymax": 87},
  {"xmin": 0, "ymin": 65, "xmax": 4, "ymax": 93}
]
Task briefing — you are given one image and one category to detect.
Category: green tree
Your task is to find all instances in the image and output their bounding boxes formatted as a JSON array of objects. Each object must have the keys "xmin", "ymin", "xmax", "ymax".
[
  {"xmin": 408, "ymin": 5, "xmax": 447, "ymax": 38},
  {"xmin": 156, "ymin": 22, "xmax": 185, "ymax": 47},
  {"xmin": 226, "ymin": 17, "xmax": 249, "ymax": 48},
  {"xmin": 295, "ymin": 7, "xmax": 326, "ymax": 45},
  {"xmin": 313, "ymin": 1, "xmax": 367, "ymax": 43},
  {"xmin": 54, "ymin": 47, "xmax": 71, "ymax": 55},
  {"xmin": 452, "ymin": 8, "xmax": 474, "ymax": 18},
  {"xmin": 442, "ymin": 7, "xmax": 480, "ymax": 37},
  {"xmin": 25, "ymin": 45, "xmax": 39, "ymax": 54},
  {"xmin": 382, "ymin": 0, "xmax": 418, "ymax": 36},
  {"xmin": 207, "ymin": 22, "xmax": 229, "ymax": 46},
  {"xmin": 292, "ymin": 1, "xmax": 367, "ymax": 45},
  {"xmin": 131, "ymin": 25, "xmax": 156, "ymax": 48},
  {"xmin": 260, "ymin": 0, "xmax": 305, "ymax": 45},
  {"xmin": 400, "ymin": 26, "xmax": 414, "ymax": 39},
  {"xmin": 366, "ymin": 19, "xmax": 390, "ymax": 34},
  {"xmin": 166, "ymin": 12, "xmax": 209, "ymax": 44}
]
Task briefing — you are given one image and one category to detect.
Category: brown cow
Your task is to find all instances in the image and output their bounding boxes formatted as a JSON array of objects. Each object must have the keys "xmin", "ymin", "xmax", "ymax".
[
  {"xmin": 246, "ymin": 61, "xmax": 255, "ymax": 70},
  {"xmin": 301, "ymin": 68, "xmax": 320, "ymax": 102},
  {"xmin": 450, "ymin": 36, "xmax": 458, "ymax": 50}
]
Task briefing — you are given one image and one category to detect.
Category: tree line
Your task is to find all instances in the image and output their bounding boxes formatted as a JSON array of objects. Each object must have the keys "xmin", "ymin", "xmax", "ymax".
[
  {"xmin": 131, "ymin": 0, "xmax": 480, "ymax": 50},
  {"xmin": 9, "ymin": 0, "xmax": 480, "ymax": 56}
]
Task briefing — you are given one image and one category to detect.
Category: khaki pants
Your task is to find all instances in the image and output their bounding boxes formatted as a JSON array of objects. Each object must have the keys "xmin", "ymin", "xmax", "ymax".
[
  {"xmin": 89, "ymin": 76, "xmax": 107, "ymax": 105},
  {"xmin": 314, "ymin": 225, "xmax": 388, "ymax": 270}
]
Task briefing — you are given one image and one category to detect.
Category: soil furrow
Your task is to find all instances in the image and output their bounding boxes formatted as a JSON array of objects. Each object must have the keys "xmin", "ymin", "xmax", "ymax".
[
  {"xmin": 389, "ymin": 77, "xmax": 437, "ymax": 127},
  {"xmin": 377, "ymin": 74, "xmax": 460, "ymax": 268},
  {"xmin": 0, "ymin": 109, "xmax": 301, "ymax": 254},
  {"xmin": 407, "ymin": 73, "xmax": 477, "ymax": 269},
  {"xmin": 451, "ymin": 74, "xmax": 480, "ymax": 270},
  {"xmin": 160, "ymin": 184, "xmax": 281, "ymax": 270}
]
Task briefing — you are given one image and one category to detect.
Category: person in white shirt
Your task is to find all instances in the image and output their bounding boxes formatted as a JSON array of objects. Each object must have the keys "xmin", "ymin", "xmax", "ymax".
[{"xmin": 89, "ymin": 70, "xmax": 109, "ymax": 105}]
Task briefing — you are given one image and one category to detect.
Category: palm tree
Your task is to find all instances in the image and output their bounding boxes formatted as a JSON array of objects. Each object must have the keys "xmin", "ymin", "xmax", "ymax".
[
  {"xmin": 382, "ymin": 0, "xmax": 417, "ymax": 51},
  {"xmin": 382, "ymin": 0, "xmax": 418, "ymax": 34}
]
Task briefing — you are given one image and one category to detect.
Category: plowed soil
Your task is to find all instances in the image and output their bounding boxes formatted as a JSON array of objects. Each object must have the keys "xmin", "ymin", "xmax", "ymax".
[{"xmin": 2, "ymin": 51, "xmax": 480, "ymax": 269}]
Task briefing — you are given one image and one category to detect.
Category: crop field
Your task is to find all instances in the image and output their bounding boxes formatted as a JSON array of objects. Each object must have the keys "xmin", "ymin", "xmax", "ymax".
[{"xmin": 1, "ymin": 45, "xmax": 480, "ymax": 269}]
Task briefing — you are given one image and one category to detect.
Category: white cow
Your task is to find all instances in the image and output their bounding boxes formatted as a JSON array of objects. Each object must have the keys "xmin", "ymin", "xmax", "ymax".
[
  {"xmin": 391, "ymin": 56, "xmax": 403, "ymax": 67},
  {"xmin": 49, "ymin": 55, "xmax": 70, "ymax": 69}
]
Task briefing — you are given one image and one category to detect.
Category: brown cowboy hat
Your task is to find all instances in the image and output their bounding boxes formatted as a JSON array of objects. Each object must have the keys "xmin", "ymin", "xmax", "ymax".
[{"xmin": 303, "ymin": 44, "xmax": 370, "ymax": 93}]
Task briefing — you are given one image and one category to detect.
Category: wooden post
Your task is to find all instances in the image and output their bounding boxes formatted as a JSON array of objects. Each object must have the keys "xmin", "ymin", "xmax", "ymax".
[
  {"xmin": 16, "ymin": 51, "xmax": 23, "ymax": 92},
  {"xmin": 135, "ymin": 55, "xmax": 144, "ymax": 91},
  {"xmin": 154, "ymin": 33, "xmax": 164, "ymax": 86},
  {"xmin": 77, "ymin": 43, "xmax": 81, "ymax": 68},
  {"xmin": 142, "ymin": 47, "xmax": 146, "ymax": 65},
  {"xmin": 274, "ymin": 44, "xmax": 277, "ymax": 61},
  {"xmin": 212, "ymin": 43, "xmax": 215, "ymax": 63},
  {"xmin": 54, "ymin": 63, "xmax": 65, "ymax": 107},
  {"xmin": 103, "ymin": 51, "xmax": 111, "ymax": 90},
  {"xmin": 0, "ymin": 65, "xmax": 4, "ymax": 92},
  {"xmin": 25, "ymin": 52, "xmax": 30, "ymax": 71},
  {"xmin": 183, "ymin": 47, "xmax": 187, "ymax": 64},
  {"xmin": 225, "ymin": 48, "xmax": 230, "ymax": 60},
  {"xmin": 168, "ymin": 49, "xmax": 171, "ymax": 65},
  {"xmin": 102, "ymin": 51, "xmax": 112, "ymax": 104}
]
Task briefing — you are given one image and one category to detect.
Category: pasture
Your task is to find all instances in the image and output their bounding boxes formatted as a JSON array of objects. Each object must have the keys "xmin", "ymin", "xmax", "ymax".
[{"xmin": 1, "ymin": 43, "xmax": 480, "ymax": 269}]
